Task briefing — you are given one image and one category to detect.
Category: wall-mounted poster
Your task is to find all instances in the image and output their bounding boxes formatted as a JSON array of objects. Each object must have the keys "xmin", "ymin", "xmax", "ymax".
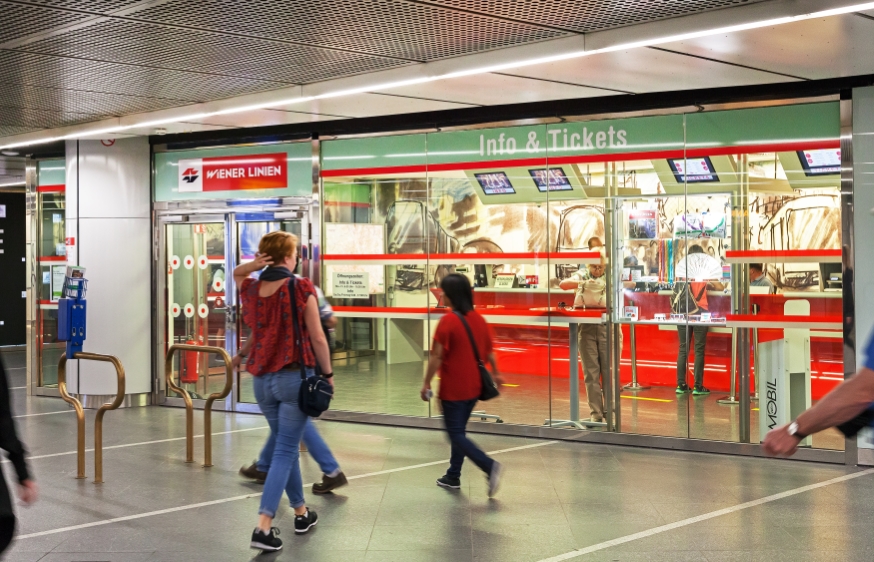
[{"xmin": 628, "ymin": 210, "xmax": 657, "ymax": 239}]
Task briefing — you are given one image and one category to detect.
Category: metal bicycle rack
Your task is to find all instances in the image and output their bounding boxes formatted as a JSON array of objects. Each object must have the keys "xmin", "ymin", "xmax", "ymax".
[
  {"xmin": 58, "ymin": 353, "xmax": 126, "ymax": 484},
  {"xmin": 165, "ymin": 344, "xmax": 233, "ymax": 467}
]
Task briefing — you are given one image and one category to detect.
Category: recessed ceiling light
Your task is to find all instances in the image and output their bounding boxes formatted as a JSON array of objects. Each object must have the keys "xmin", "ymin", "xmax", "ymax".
[{"xmin": 0, "ymin": 150, "xmax": 19, "ymax": 156}]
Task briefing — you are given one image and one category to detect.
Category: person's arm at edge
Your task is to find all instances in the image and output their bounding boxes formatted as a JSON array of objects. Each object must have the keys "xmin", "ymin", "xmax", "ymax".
[
  {"xmin": 422, "ymin": 342, "xmax": 443, "ymax": 401},
  {"xmin": 232, "ymin": 253, "xmax": 272, "ymax": 290},
  {"xmin": 303, "ymin": 294, "xmax": 333, "ymax": 377},
  {"xmin": 487, "ymin": 352, "xmax": 503, "ymax": 386},
  {"xmin": 559, "ymin": 273, "xmax": 581, "ymax": 291},
  {"xmin": 763, "ymin": 367, "xmax": 874, "ymax": 457},
  {"xmin": 233, "ymin": 329, "xmax": 253, "ymax": 371},
  {"xmin": 0, "ymin": 361, "xmax": 36, "ymax": 504}
]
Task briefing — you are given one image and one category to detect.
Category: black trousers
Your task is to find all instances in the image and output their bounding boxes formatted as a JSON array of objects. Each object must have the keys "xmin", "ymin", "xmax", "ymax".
[
  {"xmin": 677, "ymin": 324, "xmax": 709, "ymax": 388},
  {"xmin": 0, "ymin": 476, "xmax": 14, "ymax": 554}
]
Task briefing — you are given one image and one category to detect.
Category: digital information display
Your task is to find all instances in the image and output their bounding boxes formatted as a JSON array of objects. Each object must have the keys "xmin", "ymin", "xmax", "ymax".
[
  {"xmin": 529, "ymin": 168, "xmax": 573, "ymax": 192},
  {"xmin": 667, "ymin": 156, "xmax": 719, "ymax": 183},
  {"xmin": 798, "ymin": 149, "xmax": 841, "ymax": 176},
  {"xmin": 475, "ymin": 172, "xmax": 516, "ymax": 195}
]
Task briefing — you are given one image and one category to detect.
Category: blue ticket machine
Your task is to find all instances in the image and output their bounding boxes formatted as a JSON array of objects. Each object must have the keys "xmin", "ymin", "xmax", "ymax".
[{"xmin": 57, "ymin": 275, "xmax": 88, "ymax": 359}]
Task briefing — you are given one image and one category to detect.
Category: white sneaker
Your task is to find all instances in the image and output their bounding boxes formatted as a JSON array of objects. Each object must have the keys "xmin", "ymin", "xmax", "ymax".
[{"xmin": 488, "ymin": 461, "xmax": 503, "ymax": 498}]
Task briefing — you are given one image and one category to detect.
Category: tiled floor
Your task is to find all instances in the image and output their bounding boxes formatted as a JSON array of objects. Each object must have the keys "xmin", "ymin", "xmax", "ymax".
[
  {"xmin": 1, "ymin": 350, "xmax": 869, "ymax": 561},
  {"xmin": 244, "ymin": 355, "xmax": 844, "ymax": 449}
]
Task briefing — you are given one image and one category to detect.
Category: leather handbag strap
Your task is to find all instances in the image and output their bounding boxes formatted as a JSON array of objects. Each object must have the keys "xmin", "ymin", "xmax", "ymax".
[
  {"xmin": 286, "ymin": 277, "xmax": 308, "ymax": 381},
  {"xmin": 453, "ymin": 311, "xmax": 484, "ymax": 367}
]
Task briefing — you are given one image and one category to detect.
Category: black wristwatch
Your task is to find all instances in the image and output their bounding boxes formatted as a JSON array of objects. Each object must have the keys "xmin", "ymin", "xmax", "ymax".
[{"xmin": 322, "ymin": 372, "xmax": 333, "ymax": 378}]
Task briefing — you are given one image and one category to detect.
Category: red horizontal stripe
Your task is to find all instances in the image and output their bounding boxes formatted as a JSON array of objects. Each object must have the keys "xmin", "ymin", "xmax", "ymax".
[
  {"xmin": 38, "ymin": 185, "xmax": 65, "ymax": 193},
  {"xmin": 332, "ymin": 305, "xmax": 602, "ymax": 318},
  {"xmin": 322, "ymin": 164, "xmax": 427, "ymax": 177},
  {"xmin": 686, "ymin": 140, "xmax": 839, "ymax": 158},
  {"xmin": 323, "ymin": 251, "xmax": 599, "ymax": 261},
  {"xmin": 725, "ymin": 250, "xmax": 841, "ymax": 258},
  {"xmin": 39, "ymin": 300, "xmax": 58, "ymax": 305},
  {"xmin": 321, "ymin": 140, "xmax": 839, "ymax": 177},
  {"xmin": 38, "ymin": 256, "xmax": 66, "ymax": 262},
  {"xmin": 324, "ymin": 201, "xmax": 371, "ymax": 208},
  {"xmin": 726, "ymin": 314, "xmax": 842, "ymax": 323}
]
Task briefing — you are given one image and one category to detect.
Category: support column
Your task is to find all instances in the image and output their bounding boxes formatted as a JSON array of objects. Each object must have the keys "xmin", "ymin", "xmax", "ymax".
[{"xmin": 65, "ymin": 138, "xmax": 152, "ymax": 407}]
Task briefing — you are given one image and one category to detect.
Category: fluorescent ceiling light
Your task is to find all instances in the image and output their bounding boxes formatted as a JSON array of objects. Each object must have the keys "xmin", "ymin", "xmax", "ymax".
[
  {"xmin": 3, "ymin": 1, "xmax": 874, "ymax": 151},
  {"xmin": 0, "ymin": 181, "xmax": 25, "ymax": 187}
]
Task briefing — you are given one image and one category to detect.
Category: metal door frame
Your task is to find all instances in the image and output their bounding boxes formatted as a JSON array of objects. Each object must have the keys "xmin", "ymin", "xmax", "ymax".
[{"xmin": 153, "ymin": 198, "xmax": 315, "ymax": 413}]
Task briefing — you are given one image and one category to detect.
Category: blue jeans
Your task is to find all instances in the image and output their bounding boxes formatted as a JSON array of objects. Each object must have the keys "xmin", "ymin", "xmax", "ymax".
[
  {"xmin": 441, "ymin": 399, "xmax": 495, "ymax": 479},
  {"xmin": 257, "ymin": 419, "xmax": 340, "ymax": 476},
  {"xmin": 253, "ymin": 369, "xmax": 309, "ymax": 517}
]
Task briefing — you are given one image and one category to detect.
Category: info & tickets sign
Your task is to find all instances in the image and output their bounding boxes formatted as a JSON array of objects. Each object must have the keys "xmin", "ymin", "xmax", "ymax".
[
  {"xmin": 321, "ymin": 102, "xmax": 839, "ymax": 173},
  {"xmin": 155, "ymin": 142, "xmax": 312, "ymax": 201}
]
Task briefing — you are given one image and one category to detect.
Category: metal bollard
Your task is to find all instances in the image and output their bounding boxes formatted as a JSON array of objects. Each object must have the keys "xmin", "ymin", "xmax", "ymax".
[
  {"xmin": 623, "ymin": 323, "xmax": 650, "ymax": 391},
  {"xmin": 717, "ymin": 327, "xmax": 740, "ymax": 405},
  {"xmin": 57, "ymin": 352, "xmax": 126, "ymax": 483},
  {"xmin": 57, "ymin": 356, "xmax": 85, "ymax": 479},
  {"xmin": 166, "ymin": 344, "xmax": 233, "ymax": 467}
]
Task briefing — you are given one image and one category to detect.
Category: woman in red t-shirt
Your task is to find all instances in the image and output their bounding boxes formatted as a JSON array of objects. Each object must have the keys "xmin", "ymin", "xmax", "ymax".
[
  {"xmin": 421, "ymin": 274, "xmax": 504, "ymax": 497},
  {"xmin": 233, "ymin": 231, "xmax": 333, "ymax": 552}
]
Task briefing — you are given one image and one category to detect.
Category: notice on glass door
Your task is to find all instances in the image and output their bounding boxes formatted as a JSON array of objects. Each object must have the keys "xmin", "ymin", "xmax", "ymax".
[{"xmin": 332, "ymin": 272, "xmax": 369, "ymax": 299}]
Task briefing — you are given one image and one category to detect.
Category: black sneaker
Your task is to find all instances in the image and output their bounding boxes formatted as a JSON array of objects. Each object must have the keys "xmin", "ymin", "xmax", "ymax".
[
  {"xmin": 436, "ymin": 475, "xmax": 461, "ymax": 489},
  {"xmin": 239, "ymin": 461, "xmax": 266, "ymax": 484},
  {"xmin": 692, "ymin": 386, "xmax": 711, "ymax": 396},
  {"xmin": 250, "ymin": 527, "xmax": 281, "ymax": 551},
  {"xmin": 312, "ymin": 472, "xmax": 348, "ymax": 494},
  {"xmin": 676, "ymin": 384, "xmax": 692, "ymax": 394},
  {"xmin": 294, "ymin": 508, "xmax": 318, "ymax": 534}
]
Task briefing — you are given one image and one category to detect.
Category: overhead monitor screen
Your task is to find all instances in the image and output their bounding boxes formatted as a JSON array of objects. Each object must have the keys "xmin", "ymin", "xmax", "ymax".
[
  {"xmin": 529, "ymin": 168, "xmax": 573, "ymax": 192},
  {"xmin": 667, "ymin": 157, "xmax": 719, "ymax": 183},
  {"xmin": 797, "ymin": 149, "xmax": 841, "ymax": 176},
  {"xmin": 475, "ymin": 172, "xmax": 516, "ymax": 195}
]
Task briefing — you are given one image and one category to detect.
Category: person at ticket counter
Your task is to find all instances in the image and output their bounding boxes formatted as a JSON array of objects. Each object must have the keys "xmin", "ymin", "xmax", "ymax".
[
  {"xmin": 749, "ymin": 263, "xmax": 773, "ymax": 291},
  {"xmin": 558, "ymin": 237, "xmax": 636, "ymax": 422},
  {"xmin": 675, "ymin": 245, "xmax": 725, "ymax": 396},
  {"xmin": 559, "ymin": 237, "xmax": 612, "ymax": 423}
]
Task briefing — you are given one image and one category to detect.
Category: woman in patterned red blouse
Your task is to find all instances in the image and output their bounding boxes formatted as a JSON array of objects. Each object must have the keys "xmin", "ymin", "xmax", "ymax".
[{"xmin": 234, "ymin": 231, "xmax": 333, "ymax": 552}]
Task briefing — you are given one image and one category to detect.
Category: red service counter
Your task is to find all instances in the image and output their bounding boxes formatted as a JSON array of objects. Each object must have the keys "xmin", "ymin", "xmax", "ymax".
[{"xmin": 474, "ymin": 287, "xmax": 843, "ymax": 399}]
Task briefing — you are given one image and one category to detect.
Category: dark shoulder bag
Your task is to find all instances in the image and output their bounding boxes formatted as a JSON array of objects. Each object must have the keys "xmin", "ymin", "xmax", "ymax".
[
  {"xmin": 670, "ymin": 282, "xmax": 706, "ymax": 315},
  {"xmin": 454, "ymin": 311, "xmax": 500, "ymax": 402},
  {"xmin": 287, "ymin": 278, "xmax": 333, "ymax": 417}
]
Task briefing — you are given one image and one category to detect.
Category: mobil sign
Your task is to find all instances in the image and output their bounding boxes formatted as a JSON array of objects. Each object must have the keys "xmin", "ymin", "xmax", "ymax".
[{"xmin": 178, "ymin": 153, "xmax": 288, "ymax": 193}]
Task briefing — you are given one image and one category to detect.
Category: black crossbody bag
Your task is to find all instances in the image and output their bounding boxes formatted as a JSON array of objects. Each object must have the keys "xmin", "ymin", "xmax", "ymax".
[
  {"xmin": 454, "ymin": 312, "xmax": 500, "ymax": 402},
  {"xmin": 287, "ymin": 278, "xmax": 333, "ymax": 417}
]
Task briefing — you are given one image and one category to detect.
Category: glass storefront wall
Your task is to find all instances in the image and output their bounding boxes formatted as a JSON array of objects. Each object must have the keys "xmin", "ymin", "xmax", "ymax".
[
  {"xmin": 152, "ymin": 142, "xmax": 314, "ymax": 410},
  {"xmin": 33, "ymin": 159, "xmax": 67, "ymax": 388},
  {"xmin": 321, "ymin": 101, "xmax": 845, "ymax": 450}
]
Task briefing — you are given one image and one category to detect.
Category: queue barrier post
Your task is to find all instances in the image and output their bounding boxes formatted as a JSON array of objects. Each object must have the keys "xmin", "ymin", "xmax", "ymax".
[
  {"xmin": 165, "ymin": 344, "xmax": 233, "ymax": 467},
  {"xmin": 57, "ymin": 352, "xmax": 126, "ymax": 483}
]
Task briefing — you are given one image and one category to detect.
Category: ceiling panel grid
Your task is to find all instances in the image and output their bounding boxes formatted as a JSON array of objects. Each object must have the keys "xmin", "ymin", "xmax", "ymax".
[
  {"xmin": 0, "ymin": 0, "xmax": 93, "ymax": 44},
  {"xmin": 421, "ymin": 0, "xmax": 770, "ymax": 33},
  {"xmin": 126, "ymin": 0, "xmax": 570, "ymax": 61},
  {"xmin": 0, "ymin": 51, "xmax": 291, "ymax": 102},
  {"xmin": 0, "ymin": 81, "xmax": 211, "ymax": 116},
  {"xmin": 19, "ymin": 19, "xmax": 412, "ymax": 84}
]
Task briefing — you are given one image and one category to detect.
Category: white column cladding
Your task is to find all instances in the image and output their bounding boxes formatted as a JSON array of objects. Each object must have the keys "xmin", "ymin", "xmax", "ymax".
[
  {"xmin": 854, "ymin": 88, "xmax": 874, "ymax": 374},
  {"xmin": 64, "ymin": 138, "xmax": 151, "ymax": 397},
  {"xmin": 853, "ymin": 87, "xmax": 874, "ymax": 461}
]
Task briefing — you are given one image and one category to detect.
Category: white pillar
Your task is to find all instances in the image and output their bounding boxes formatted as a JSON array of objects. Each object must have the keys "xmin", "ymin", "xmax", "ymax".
[
  {"xmin": 65, "ymin": 138, "xmax": 151, "ymax": 405},
  {"xmin": 853, "ymin": 87, "xmax": 874, "ymax": 461}
]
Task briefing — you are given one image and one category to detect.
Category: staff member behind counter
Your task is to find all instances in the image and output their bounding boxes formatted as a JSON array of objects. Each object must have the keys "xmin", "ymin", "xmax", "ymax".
[
  {"xmin": 558, "ymin": 237, "xmax": 634, "ymax": 423},
  {"xmin": 750, "ymin": 263, "xmax": 774, "ymax": 291}
]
